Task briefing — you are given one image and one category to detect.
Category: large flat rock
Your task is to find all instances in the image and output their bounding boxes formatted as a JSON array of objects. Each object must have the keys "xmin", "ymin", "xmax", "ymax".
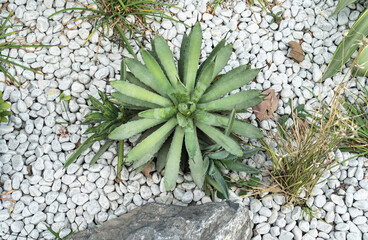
[{"xmin": 70, "ymin": 201, "xmax": 252, "ymax": 240}]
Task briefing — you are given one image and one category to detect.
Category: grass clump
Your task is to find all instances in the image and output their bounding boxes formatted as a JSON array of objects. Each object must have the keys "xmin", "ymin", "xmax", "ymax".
[
  {"xmin": 261, "ymin": 91, "xmax": 346, "ymax": 206},
  {"xmin": 49, "ymin": 0, "xmax": 179, "ymax": 58},
  {"xmin": 64, "ymin": 90, "xmax": 135, "ymax": 178},
  {"xmin": 0, "ymin": 11, "xmax": 51, "ymax": 87}
]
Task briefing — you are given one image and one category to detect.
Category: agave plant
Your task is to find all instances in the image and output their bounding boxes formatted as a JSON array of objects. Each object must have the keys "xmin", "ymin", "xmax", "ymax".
[
  {"xmin": 109, "ymin": 23, "xmax": 264, "ymax": 190},
  {"xmin": 0, "ymin": 91, "xmax": 11, "ymax": 123},
  {"xmin": 64, "ymin": 90, "xmax": 135, "ymax": 176}
]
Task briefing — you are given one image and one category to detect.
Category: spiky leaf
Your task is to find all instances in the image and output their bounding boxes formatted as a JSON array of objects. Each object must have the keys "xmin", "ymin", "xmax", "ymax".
[
  {"xmin": 109, "ymin": 118, "xmax": 165, "ymax": 140},
  {"xmin": 164, "ymin": 126, "xmax": 185, "ymax": 190},
  {"xmin": 125, "ymin": 118, "xmax": 177, "ymax": 162}
]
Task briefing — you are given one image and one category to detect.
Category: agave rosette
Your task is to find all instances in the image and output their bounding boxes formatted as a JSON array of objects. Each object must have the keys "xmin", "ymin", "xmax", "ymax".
[{"xmin": 109, "ymin": 23, "xmax": 264, "ymax": 190}]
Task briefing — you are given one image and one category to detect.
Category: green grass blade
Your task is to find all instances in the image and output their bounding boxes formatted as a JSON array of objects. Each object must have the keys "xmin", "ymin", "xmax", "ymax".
[
  {"xmin": 109, "ymin": 118, "xmax": 165, "ymax": 140},
  {"xmin": 90, "ymin": 140, "xmax": 114, "ymax": 166},
  {"xmin": 164, "ymin": 126, "xmax": 185, "ymax": 190},
  {"xmin": 200, "ymin": 67, "xmax": 258, "ymax": 103},
  {"xmin": 64, "ymin": 134, "xmax": 106, "ymax": 168},
  {"xmin": 117, "ymin": 141, "xmax": 124, "ymax": 174},
  {"xmin": 115, "ymin": 25, "xmax": 138, "ymax": 60},
  {"xmin": 125, "ymin": 118, "xmax": 177, "ymax": 162},
  {"xmin": 111, "ymin": 81, "xmax": 172, "ymax": 107},
  {"xmin": 196, "ymin": 122, "xmax": 243, "ymax": 157}
]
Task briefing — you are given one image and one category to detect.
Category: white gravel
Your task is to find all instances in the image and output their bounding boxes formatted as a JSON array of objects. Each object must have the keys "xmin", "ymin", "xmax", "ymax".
[{"xmin": 1, "ymin": 0, "xmax": 368, "ymax": 239}]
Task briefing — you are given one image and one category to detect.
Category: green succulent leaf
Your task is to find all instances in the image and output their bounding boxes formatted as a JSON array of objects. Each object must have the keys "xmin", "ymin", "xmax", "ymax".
[
  {"xmin": 117, "ymin": 141, "xmax": 124, "ymax": 175},
  {"xmin": 186, "ymin": 126, "xmax": 207, "ymax": 188},
  {"xmin": 197, "ymin": 40, "xmax": 225, "ymax": 77},
  {"xmin": 120, "ymin": 59, "xmax": 127, "ymax": 81},
  {"xmin": 90, "ymin": 140, "xmax": 114, "ymax": 166},
  {"xmin": 210, "ymin": 162, "xmax": 229, "ymax": 199},
  {"xmin": 156, "ymin": 139, "xmax": 171, "ymax": 172},
  {"xmin": 179, "ymin": 34, "xmax": 189, "ymax": 81},
  {"xmin": 177, "ymin": 113, "xmax": 189, "ymax": 128},
  {"xmin": 109, "ymin": 118, "xmax": 165, "ymax": 140},
  {"xmin": 132, "ymin": 130, "xmax": 172, "ymax": 169},
  {"xmin": 198, "ymin": 90, "xmax": 264, "ymax": 112},
  {"xmin": 125, "ymin": 118, "xmax": 177, "ymax": 162},
  {"xmin": 222, "ymin": 160, "xmax": 259, "ymax": 174},
  {"xmin": 152, "ymin": 36, "xmax": 179, "ymax": 87},
  {"xmin": 196, "ymin": 122, "xmax": 243, "ymax": 157},
  {"xmin": 125, "ymin": 58, "xmax": 170, "ymax": 97},
  {"xmin": 140, "ymin": 49, "xmax": 174, "ymax": 97},
  {"xmin": 323, "ymin": 8, "xmax": 368, "ymax": 80},
  {"xmin": 207, "ymin": 150, "xmax": 230, "ymax": 160},
  {"xmin": 243, "ymin": 147, "xmax": 261, "ymax": 158},
  {"xmin": 111, "ymin": 81, "xmax": 172, "ymax": 107},
  {"xmin": 191, "ymin": 62, "xmax": 215, "ymax": 103},
  {"xmin": 184, "ymin": 119, "xmax": 197, "ymax": 158},
  {"xmin": 111, "ymin": 92, "xmax": 160, "ymax": 109},
  {"xmin": 0, "ymin": 101, "xmax": 11, "ymax": 111},
  {"xmin": 352, "ymin": 44, "xmax": 368, "ymax": 77},
  {"xmin": 331, "ymin": 0, "xmax": 359, "ymax": 16},
  {"xmin": 164, "ymin": 126, "xmax": 185, "ymax": 191},
  {"xmin": 182, "ymin": 22, "xmax": 202, "ymax": 92},
  {"xmin": 194, "ymin": 111, "xmax": 263, "ymax": 139},
  {"xmin": 225, "ymin": 109, "xmax": 236, "ymax": 136},
  {"xmin": 126, "ymin": 72, "xmax": 153, "ymax": 91},
  {"xmin": 200, "ymin": 67, "xmax": 259, "ymax": 103},
  {"xmin": 138, "ymin": 106, "xmax": 177, "ymax": 120}
]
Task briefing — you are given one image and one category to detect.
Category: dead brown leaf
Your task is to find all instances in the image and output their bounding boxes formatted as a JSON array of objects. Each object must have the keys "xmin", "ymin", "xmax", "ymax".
[
  {"xmin": 289, "ymin": 41, "xmax": 305, "ymax": 63},
  {"xmin": 1, "ymin": 2, "xmax": 9, "ymax": 12},
  {"xmin": 142, "ymin": 163, "xmax": 152, "ymax": 179},
  {"xmin": 253, "ymin": 89, "xmax": 279, "ymax": 121}
]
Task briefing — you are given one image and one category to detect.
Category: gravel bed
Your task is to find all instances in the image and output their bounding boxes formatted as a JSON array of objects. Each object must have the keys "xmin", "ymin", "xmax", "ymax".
[{"xmin": 0, "ymin": 0, "xmax": 368, "ymax": 239}]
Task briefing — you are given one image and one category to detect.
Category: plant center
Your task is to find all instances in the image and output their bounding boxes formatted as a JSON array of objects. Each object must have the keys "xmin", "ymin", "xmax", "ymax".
[{"xmin": 178, "ymin": 102, "xmax": 196, "ymax": 117}]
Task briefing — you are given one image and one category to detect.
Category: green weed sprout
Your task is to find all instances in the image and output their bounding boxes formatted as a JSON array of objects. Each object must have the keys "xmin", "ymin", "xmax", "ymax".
[{"xmin": 0, "ymin": 91, "xmax": 11, "ymax": 123}]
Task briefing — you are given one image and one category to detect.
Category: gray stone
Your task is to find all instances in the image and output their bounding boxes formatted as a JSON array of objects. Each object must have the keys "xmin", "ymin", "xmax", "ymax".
[{"xmin": 70, "ymin": 202, "xmax": 252, "ymax": 240}]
